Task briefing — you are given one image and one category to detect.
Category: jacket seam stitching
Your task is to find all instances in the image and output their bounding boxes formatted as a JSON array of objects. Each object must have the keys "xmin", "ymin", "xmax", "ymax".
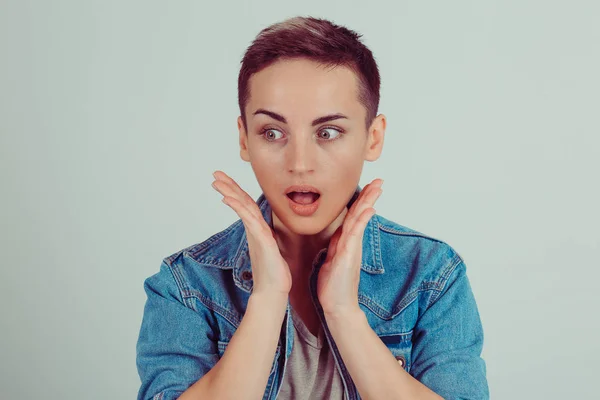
[
  {"xmin": 426, "ymin": 255, "xmax": 463, "ymax": 308},
  {"xmin": 166, "ymin": 258, "xmax": 242, "ymax": 328},
  {"xmin": 183, "ymin": 289, "xmax": 241, "ymax": 329},
  {"xmin": 187, "ymin": 222, "xmax": 239, "ymax": 260},
  {"xmin": 358, "ymin": 279, "xmax": 440, "ymax": 320},
  {"xmin": 163, "ymin": 260, "xmax": 198, "ymax": 312},
  {"xmin": 377, "ymin": 224, "xmax": 445, "ymax": 243}
]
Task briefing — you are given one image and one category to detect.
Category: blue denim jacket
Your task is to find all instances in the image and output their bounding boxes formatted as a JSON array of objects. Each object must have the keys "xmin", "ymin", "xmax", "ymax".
[{"xmin": 136, "ymin": 186, "xmax": 489, "ymax": 399}]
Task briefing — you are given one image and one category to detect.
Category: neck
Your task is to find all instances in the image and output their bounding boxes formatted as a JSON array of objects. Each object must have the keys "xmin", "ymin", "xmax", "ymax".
[{"xmin": 271, "ymin": 207, "xmax": 348, "ymax": 280}]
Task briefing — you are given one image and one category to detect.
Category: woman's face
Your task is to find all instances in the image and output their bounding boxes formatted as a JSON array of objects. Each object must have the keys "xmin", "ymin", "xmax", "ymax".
[{"xmin": 238, "ymin": 57, "xmax": 385, "ymax": 236}]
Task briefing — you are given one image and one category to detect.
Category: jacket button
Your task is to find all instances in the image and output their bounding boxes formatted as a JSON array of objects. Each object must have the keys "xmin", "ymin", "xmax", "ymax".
[
  {"xmin": 241, "ymin": 271, "xmax": 253, "ymax": 280},
  {"xmin": 395, "ymin": 355, "xmax": 405, "ymax": 368}
]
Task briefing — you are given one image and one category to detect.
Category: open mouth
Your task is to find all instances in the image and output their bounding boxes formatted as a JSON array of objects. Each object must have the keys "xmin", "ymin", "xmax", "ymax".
[{"xmin": 286, "ymin": 192, "xmax": 321, "ymax": 205}]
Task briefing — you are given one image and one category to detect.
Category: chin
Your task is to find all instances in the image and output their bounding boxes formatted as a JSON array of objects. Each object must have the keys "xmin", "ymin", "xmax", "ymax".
[
  {"xmin": 287, "ymin": 221, "xmax": 328, "ymax": 236},
  {"xmin": 279, "ymin": 207, "xmax": 345, "ymax": 237},
  {"xmin": 277, "ymin": 213, "xmax": 326, "ymax": 234}
]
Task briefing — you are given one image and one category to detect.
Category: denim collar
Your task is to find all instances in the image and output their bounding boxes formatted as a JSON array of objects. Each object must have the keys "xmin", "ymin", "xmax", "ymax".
[{"xmin": 225, "ymin": 185, "xmax": 385, "ymax": 293}]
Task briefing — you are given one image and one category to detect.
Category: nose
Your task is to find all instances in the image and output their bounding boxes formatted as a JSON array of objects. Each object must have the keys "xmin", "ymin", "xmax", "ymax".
[{"xmin": 286, "ymin": 133, "xmax": 315, "ymax": 174}]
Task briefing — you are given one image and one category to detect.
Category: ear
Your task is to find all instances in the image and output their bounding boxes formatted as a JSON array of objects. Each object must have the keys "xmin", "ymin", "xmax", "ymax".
[
  {"xmin": 238, "ymin": 116, "xmax": 251, "ymax": 162},
  {"xmin": 364, "ymin": 113, "xmax": 386, "ymax": 162}
]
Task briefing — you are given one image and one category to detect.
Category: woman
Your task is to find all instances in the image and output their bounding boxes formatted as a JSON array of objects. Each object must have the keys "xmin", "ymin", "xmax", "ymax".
[{"xmin": 136, "ymin": 16, "xmax": 489, "ymax": 400}]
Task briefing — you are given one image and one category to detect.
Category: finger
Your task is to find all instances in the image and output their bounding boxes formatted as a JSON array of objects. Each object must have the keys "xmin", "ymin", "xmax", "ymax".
[
  {"xmin": 324, "ymin": 225, "xmax": 343, "ymax": 263},
  {"xmin": 212, "ymin": 171, "xmax": 262, "ymax": 219},
  {"xmin": 217, "ymin": 185, "xmax": 266, "ymax": 231},
  {"xmin": 212, "ymin": 179, "xmax": 244, "ymax": 203},
  {"xmin": 215, "ymin": 173, "xmax": 273, "ymax": 238},
  {"xmin": 213, "ymin": 171, "xmax": 253, "ymax": 203},
  {"xmin": 345, "ymin": 206, "xmax": 376, "ymax": 245},
  {"xmin": 221, "ymin": 195, "xmax": 264, "ymax": 234},
  {"xmin": 348, "ymin": 179, "xmax": 383, "ymax": 216},
  {"xmin": 346, "ymin": 180, "xmax": 383, "ymax": 229},
  {"xmin": 339, "ymin": 187, "xmax": 381, "ymax": 252},
  {"xmin": 333, "ymin": 208, "xmax": 373, "ymax": 272}
]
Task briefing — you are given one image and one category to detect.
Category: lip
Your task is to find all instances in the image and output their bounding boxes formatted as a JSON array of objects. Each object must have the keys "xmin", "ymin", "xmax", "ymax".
[
  {"xmin": 284, "ymin": 185, "xmax": 321, "ymax": 195},
  {"xmin": 286, "ymin": 193, "xmax": 321, "ymax": 216}
]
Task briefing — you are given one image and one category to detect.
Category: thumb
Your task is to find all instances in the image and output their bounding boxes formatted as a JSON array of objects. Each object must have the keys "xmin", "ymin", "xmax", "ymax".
[{"xmin": 324, "ymin": 226, "xmax": 343, "ymax": 263}]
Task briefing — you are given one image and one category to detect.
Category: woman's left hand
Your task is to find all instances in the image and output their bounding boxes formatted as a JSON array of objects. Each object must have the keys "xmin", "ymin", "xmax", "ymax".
[{"xmin": 317, "ymin": 178, "xmax": 384, "ymax": 318}]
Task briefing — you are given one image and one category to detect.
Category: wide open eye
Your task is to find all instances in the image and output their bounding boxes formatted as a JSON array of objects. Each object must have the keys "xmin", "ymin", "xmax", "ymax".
[
  {"xmin": 262, "ymin": 128, "xmax": 284, "ymax": 141},
  {"xmin": 317, "ymin": 127, "xmax": 343, "ymax": 141},
  {"xmin": 260, "ymin": 126, "xmax": 343, "ymax": 142}
]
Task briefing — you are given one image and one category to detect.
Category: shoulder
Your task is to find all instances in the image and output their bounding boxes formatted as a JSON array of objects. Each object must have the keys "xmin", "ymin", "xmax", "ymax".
[
  {"xmin": 373, "ymin": 212, "xmax": 466, "ymax": 296},
  {"xmin": 155, "ymin": 219, "xmax": 246, "ymax": 303},
  {"xmin": 163, "ymin": 218, "xmax": 243, "ymax": 268}
]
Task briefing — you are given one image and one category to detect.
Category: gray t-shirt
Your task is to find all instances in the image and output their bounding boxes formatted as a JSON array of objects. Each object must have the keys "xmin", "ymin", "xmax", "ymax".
[{"xmin": 277, "ymin": 306, "xmax": 345, "ymax": 399}]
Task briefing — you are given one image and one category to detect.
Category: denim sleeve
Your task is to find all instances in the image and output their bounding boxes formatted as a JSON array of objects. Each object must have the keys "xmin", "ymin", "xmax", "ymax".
[
  {"xmin": 136, "ymin": 260, "xmax": 219, "ymax": 400},
  {"xmin": 410, "ymin": 259, "xmax": 489, "ymax": 399}
]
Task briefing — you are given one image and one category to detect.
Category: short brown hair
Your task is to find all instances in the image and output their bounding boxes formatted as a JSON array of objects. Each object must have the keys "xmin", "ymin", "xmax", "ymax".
[{"xmin": 238, "ymin": 16, "xmax": 381, "ymax": 133}]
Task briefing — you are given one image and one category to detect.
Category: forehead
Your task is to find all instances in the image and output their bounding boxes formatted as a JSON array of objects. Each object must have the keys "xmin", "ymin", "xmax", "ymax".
[{"xmin": 247, "ymin": 58, "xmax": 363, "ymax": 120}]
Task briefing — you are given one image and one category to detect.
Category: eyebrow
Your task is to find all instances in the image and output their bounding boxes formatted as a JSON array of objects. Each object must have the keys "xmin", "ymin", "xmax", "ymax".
[{"xmin": 253, "ymin": 108, "xmax": 349, "ymax": 126}]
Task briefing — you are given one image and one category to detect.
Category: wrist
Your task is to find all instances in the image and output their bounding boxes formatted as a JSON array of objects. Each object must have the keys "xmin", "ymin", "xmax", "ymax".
[
  {"xmin": 249, "ymin": 291, "xmax": 289, "ymax": 308},
  {"xmin": 323, "ymin": 305, "xmax": 365, "ymax": 325}
]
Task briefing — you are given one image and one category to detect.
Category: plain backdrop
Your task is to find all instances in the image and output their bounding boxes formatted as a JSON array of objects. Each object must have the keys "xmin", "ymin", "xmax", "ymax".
[{"xmin": 1, "ymin": 0, "xmax": 598, "ymax": 398}]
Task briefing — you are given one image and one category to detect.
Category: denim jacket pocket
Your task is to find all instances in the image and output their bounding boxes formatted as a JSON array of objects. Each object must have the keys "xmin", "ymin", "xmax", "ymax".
[
  {"xmin": 377, "ymin": 330, "xmax": 413, "ymax": 372},
  {"xmin": 217, "ymin": 340, "xmax": 281, "ymax": 376}
]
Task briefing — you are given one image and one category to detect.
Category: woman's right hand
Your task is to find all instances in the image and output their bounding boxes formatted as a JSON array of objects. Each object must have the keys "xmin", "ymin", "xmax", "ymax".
[{"xmin": 211, "ymin": 170, "xmax": 292, "ymax": 297}]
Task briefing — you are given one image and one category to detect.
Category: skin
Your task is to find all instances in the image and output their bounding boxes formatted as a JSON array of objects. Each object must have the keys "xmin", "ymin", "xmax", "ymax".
[
  {"xmin": 202, "ymin": 58, "xmax": 444, "ymax": 398},
  {"xmin": 236, "ymin": 58, "xmax": 386, "ymax": 315}
]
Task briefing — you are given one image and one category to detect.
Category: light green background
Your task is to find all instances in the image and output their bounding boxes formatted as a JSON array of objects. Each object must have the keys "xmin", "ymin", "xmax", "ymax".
[{"xmin": 1, "ymin": 0, "xmax": 598, "ymax": 398}]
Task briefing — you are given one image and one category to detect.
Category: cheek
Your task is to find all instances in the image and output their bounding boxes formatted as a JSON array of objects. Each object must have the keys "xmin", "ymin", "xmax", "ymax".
[
  {"xmin": 325, "ymin": 157, "xmax": 363, "ymax": 201},
  {"xmin": 327, "ymin": 149, "xmax": 364, "ymax": 176},
  {"xmin": 249, "ymin": 140, "xmax": 285, "ymax": 161},
  {"xmin": 250, "ymin": 161, "xmax": 273, "ymax": 181},
  {"xmin": 248, "ymin": 140, "xmax": 281, "ymax": 167},
  {"xmin": 249, "ymin": 156, "xmax": 283, "ymax": 191}
]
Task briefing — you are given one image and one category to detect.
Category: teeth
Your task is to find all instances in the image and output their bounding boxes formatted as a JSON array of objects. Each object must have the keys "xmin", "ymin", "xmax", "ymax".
[{"xmin": 288, "ymin": 190, "xmax": 318, "ymax": 194}]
